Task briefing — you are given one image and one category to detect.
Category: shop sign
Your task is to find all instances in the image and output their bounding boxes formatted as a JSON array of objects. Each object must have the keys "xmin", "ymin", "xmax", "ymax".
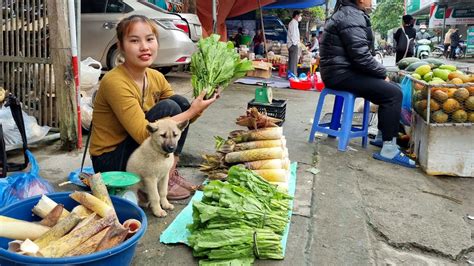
[
  {"xmin": 467, "ymin": 26, "xmax": 474, "ymax": 55},
  {"xmin": 429, "ymin": 5, "xmax": 474, "ymax": 28}
]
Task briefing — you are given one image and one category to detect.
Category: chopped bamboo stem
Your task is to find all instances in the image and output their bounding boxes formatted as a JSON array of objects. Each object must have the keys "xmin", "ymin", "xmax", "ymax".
[
  {"xmin": 71, "ymin": 205, "xmax": 94, "ymax": 218},
  {"xmin": 234, "ymin": 139, "xmax": 284, "ymax": 151},
  {"xmin": 39, "ymin": 215, "xmax": 115, "ymax": 258},
  {"xmin": 253, "ymin": 169, "xmax": 288, "ymax": 182},
  {"xmin": 225, "ymin": 147, "xmax": 284, "ymax": 163},
  {"xmin": 244, "ymin": 158, "xmax": 290, "ymax": 170},
  {"xmin": 0, "ymin": 215, "xmax": 50, "ymax": 240},
  {"xmin": 70, "ymin": 192, "xmax": 114, "ymax": 218},
  {"xmin": 88, "ymin": 173, "xmax": 114, "ymax": 207},
  {"xmin": 230, "ymin": 127, "xmax": 283, "ymax": 143},
  {"xmin": 34, "ymin": 212, "xmax": 82, "ymax": 249},
  {"xmin": 39, "ymin": 204, "xmax": 64, "ymax": 227},
  {"xmin": 64, "ymin": 227, "xmax": 110, "ymax": 257}
]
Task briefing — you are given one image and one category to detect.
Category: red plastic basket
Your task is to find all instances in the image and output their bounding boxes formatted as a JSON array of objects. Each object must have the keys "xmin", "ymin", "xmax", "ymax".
[{"xmin": 290, "ymin": 79, "xmax": 312, "ymax": 90}]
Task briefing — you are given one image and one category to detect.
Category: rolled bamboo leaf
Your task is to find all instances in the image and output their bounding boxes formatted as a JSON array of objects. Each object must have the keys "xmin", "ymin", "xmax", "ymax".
[
  {"xmin": 253, "ymin": 169, "xmax": 288, "ymax": 182},
  {"xmin": 230, "ymin": 127, "xmax": 283, "ymax": 143},
  {"xmin": 70, "ymin": 192, "xmax": 114, "ymax": 218},
  {"xmin": 32, "ymin": 195, "xmax": 70, "ymax": 219},
  {"xmin": 225, "ymin": 147, "xmax": 284, "ymax": 164},
  {"xmin": 234, "ymin": 139, "xmax": 284, "ymax": 151},
  {"xmin": 0, "ymin": 215, "xmax": 50, "ymax": 240},
  {"xmin": 34, "ymin": 212, "xmax": 82, "ymax": 249},
  {"xmin": 39, "ymin": 204, "xmax": 64, "ymax": 227},
  {"xmin": 64, "ymin": 227, "xmax": 110, "ymax": 257},
  {"xmin": 244, "ymin": 159, "xmax": 288, "ymax": 170},
  {"xmin": 123, "ymin": 219, "xmax": 141, "ymax": 239},
  {"xmin": 95, "ymin": 223, "xmax": 128, "ymax": 252},
  {"xmin": 39, "ymin": 215, "xmax": 114, "ymax": 258}
]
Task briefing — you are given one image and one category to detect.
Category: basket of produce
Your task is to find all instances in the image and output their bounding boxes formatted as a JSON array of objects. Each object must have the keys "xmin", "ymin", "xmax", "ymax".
[
  {"xmin": 0, "ymin": 173, "xmax": 147, "ymax": 266},
  {"xmin": 398, "ymin": 57, "xmax": 474, "ymax": 124}
]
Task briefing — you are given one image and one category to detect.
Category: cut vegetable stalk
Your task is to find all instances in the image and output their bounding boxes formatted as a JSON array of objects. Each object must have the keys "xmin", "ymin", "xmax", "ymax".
[
  {"xmin": 32, "ymin": 194, "xmax": 70, "ymax": 219},
  {"xmin": 225, "ymin": 147, "xmax": 284, "ymax": 164},
  {"xmin": 34, "ymin": 212, "xmax": 82, "ymax": 248},
  {"xmin": 70, "ymin": 191, "xmax": 115, "ymax": 218},
  {"xmin": 0, "ymin": 215, "xmax": 50, "ymax": 240}
]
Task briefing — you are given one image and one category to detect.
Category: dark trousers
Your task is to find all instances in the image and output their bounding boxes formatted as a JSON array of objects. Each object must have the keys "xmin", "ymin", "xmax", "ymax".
[
  {"xmin": 443, "ymin": 44, "xmax": 450, "ymax": 58},
  {"xmin": 91, "ymin": 95, "xmax": 190, "ymax": 173},
  {"xmin": 395, "ymin": 51, "xmax": 414, "ymax": 63},
  {"xmin": 325, "ymin": 73, "xmax": 402, "ymax": 141},
  {"xmin": 288, "ymin": 45, "xmax": 299, "ymax": 76},
  {"xmin": 449, "ymin": 44, "xmax": 458, "ymax": 59}
]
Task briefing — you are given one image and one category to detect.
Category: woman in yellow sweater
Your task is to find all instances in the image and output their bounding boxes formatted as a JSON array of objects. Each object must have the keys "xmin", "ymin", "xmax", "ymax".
[{"xmin": 90, "ymin": 15, "xmax": 218, "ymax": 200}]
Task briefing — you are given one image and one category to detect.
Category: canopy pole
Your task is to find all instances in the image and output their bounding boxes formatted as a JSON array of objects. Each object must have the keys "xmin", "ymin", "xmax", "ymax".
[
  {"xmin": 441, "ymin": 4, "xmax": 447, "ymax": 46},
  {"xmin": 257, "ymin": 0, "xmax": 268, "ymax": 55},
  {"xmin": 212, "ymin": 0, "xmax": 217, "ymax": 33}
]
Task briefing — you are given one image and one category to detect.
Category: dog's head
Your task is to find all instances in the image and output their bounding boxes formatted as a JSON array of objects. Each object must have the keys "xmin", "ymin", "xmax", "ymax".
[{"xmin": 147, "ymin": 118, "xmax": 188, "ymax": 155}]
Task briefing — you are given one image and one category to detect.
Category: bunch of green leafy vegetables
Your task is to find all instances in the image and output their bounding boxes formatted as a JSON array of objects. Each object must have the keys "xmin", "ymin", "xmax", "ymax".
[
  {"xmin": 191, "ymin": 34, "xmax": 254, "ymax": 99},
  {"xmin": 188, "ymin": 166, "xmax": 292, "ymax": 264}
]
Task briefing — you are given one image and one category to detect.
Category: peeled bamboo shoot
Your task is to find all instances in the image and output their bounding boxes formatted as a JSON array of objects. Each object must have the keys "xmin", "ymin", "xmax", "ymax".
[
  {"xmin": 64, "ymin": 227, "xmax": 110, "ymax": 256},
  {"xmin": 230, "ymin": 127, "xmax": 283, "ymax": 143},
  {"xmin": 225, "ymin": 147, "xmax": 284, "ymax": 163},
  {"xmin": 244, "ymin": 158, "xmax": 290, "ymax": 170},
  {"xmin": 88, "ymin": 173, "xmax": 114, "ymax": 207},
  {"xmin": 32, "ymin": 195, "xmax": 70, "ymax": 219},
  {"xmin": 70, "ymin": 192, "xmax": 114, "ymax": 218},
  {"xmin": 253, "ymin": 169, "xmax": 288, "ymax": 182},
  {"xmin": 71, "ymin": 205, "xmax": 94, "ymax": 218},
  {"xmin": 39, "ymin": 215, "xmax": 114, "ymax": 258},
  {"xmin": 234, "ymin": 139, "xmax": 284, "ymax": 151},
  {"xmin": 123, "ymin": 219, "xmax": 141, "ymax": 239},
  {"xmin": 0, "ymin": 216, "xmax": 50, "ymax": 240},
  {"xmin": 34, "ymin": 212, "xmax": 82, "ymax": 248},
  {"xmin": 8, "ymin": 239, "xmax": 40, "ymax": 256},
  {"xmin": 39, "ymin": 204, "xmax": 64, "ymax": 227}
]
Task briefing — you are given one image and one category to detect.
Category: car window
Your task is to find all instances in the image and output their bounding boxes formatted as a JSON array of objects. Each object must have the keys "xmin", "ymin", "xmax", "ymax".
[
  {"xmin": 106, "ymin": 0, "xmax": 126, "ymax": 13},
  {"xmin": 81, "ymin": 0, "xmax": 106, "ymax": 13}
]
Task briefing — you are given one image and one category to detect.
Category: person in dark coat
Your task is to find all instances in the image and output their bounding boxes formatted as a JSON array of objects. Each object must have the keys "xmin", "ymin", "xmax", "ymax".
[
  {"xmin": 319, "ymin": 0, "xmax": 415, "ymax": 168},
  {"xmin": 393, "ymin": 15, "xmax": 416, "ymax": 63},
  {"xmin": 449, "ymin": 28, "xmax": 460, "ymax": 60}
]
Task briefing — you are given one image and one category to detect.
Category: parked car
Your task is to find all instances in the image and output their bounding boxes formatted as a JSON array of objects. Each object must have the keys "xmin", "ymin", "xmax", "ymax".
[
  {"xmin": 226, "ymin": 15, "xmax": 287, "ymax": 45},
  {"xmin": 81, "ymin": 0, "xmax": 201, "ymax": 74},
  {"xmin": 259, "ymin": 16, "xmax": 287, "ymax": 44}
]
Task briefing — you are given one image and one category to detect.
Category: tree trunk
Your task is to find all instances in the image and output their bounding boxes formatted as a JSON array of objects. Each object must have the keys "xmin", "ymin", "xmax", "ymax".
[{"xmin": 48, "ymin": 0, "xmax": 78, "ymax": 150}]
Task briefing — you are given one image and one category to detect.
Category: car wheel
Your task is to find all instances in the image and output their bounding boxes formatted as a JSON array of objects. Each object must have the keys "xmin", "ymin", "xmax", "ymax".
[
  {"xmin": 157, "ymin": 67, "xmax": 172, "ymax": 75},
  {"xmin": 107, "ymin": 47, "xmax": 124, "ymax": 69}
]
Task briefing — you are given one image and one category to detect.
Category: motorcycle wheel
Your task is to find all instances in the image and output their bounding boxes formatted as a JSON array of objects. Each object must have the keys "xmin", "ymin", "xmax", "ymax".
[{"xmin": 432, "ymin": 47, "xmax": 443, "ymax": 58}]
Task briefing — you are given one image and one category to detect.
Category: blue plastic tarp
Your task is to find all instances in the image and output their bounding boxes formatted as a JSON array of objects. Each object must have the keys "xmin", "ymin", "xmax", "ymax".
[{"xmin": 263, "ymin": 0, "xmax": 326, "ymax": 9}]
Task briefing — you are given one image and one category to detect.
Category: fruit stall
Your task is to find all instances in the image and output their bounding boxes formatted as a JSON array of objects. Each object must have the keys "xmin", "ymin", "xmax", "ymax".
[{"xmin": 399, "ymin": 57, "xmax": 474, "ymax": 177}]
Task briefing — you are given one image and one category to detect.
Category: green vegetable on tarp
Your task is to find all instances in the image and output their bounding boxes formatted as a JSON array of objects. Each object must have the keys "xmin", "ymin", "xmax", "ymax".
[
  {"xmin": 191, "ymin": 34, "xmax": 254, "ymax": 99},
  {"xmin": 199, "ymin": 257, "xmax": 254, "ymax": 266}
]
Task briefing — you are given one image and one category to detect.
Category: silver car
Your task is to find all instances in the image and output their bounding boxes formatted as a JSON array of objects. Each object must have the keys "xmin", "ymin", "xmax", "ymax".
[{"xmin": 81, "ymin": 0, "xmax": 201, "ymax": 74}]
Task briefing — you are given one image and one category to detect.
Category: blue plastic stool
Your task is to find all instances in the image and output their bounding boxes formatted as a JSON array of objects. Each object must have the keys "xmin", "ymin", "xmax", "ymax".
[{"xmin": 308, "ymin": 88, "xmax": 370, "ymax": 151}]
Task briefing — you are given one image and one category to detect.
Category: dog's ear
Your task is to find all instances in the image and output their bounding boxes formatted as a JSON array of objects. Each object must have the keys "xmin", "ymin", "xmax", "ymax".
[
  {"xmin": 177, "ymin": 120, "xmax": 189, "ymax": 131},
  {"xmin": 146, "ymin": 123, "xmax": 158, "ymax": 133}
]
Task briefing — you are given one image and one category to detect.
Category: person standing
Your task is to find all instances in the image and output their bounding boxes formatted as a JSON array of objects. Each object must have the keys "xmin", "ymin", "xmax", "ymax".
[
  {"xmin": 320, "ymin": 0, "xmax": 415, "ymax": 168},
  {"xmin": 393, "ymin": 15, "xmax": 416, "ymax": 63},
  {"xmin": 443, "ymin": 28, "xmax": 454, "ymax": 58},
  {"xmin": 449, "ymin": 28, "xmax": 460, "ymax": 60},
  {"xmin": 287, "ymin": 10, "xmax": 302, "ymax": 76}
]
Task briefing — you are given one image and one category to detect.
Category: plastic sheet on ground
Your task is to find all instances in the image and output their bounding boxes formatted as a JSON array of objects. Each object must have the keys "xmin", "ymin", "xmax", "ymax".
[{"xmin": 160, "ymin": 162, "xmax": 298, "ymax": 257}]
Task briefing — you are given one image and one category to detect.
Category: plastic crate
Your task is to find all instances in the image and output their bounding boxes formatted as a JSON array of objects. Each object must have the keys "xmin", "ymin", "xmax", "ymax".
[{"xmin": 247, "ymin": 99, "xmax": 287, "ymax": 126}]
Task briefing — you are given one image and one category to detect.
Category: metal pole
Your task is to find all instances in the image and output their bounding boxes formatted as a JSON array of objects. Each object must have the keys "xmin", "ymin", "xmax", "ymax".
[
  {"xmin": 257, "ymin": 0, "xmax": 268, "ymax": 55},
  {"xmin": 441, "ymin": 4, "xmax": 447, "ymax": 46},
  {"xmin": 212, "ymin": 0, "xmax": 217, "ymax": 33}
]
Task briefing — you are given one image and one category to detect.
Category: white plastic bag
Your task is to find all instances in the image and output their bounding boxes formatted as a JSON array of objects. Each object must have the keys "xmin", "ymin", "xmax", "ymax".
[
  {"xmin": 80, "ymin": 96, "xmax": 93, "ymax": 131},
  {"xmin": 80, "ymin": 57, "xmax": 102, "ymax": 91},
  {"xmin": 0, "ymin": 107, "xmax": 50, "ymax": 147}
]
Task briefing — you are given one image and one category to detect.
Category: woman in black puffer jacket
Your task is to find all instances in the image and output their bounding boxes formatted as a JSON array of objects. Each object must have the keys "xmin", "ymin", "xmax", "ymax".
[{"xmin": 320, "ymin": 0, "xmax": 415, "ymax": 168}]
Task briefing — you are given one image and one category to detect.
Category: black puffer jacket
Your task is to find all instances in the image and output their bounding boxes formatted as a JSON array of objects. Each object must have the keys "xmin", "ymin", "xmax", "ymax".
[{"xmin": 319, "ymin": 2, "xmax": 386, "ymax": 86}]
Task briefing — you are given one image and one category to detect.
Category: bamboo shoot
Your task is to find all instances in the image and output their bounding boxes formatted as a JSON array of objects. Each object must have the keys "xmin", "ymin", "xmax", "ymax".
[
  {"xmin": 244, "ymin": 158, "xmax": 290, "ymax": 170},
  {"xmin": 95, "ymin": 223, "xmax": 128, "ymax": 252},
  {"xmin": 39, "ymin": 215, "xmax": 114, "ymax": 258},
  {"xmin": 64, "ymin": 227, "xmax": 110, "ymax": 257},
  {"xmin": 88, "ymin": 173, "xmax": 113, "ymax": 207},
  {"xmin": 70, "ymin": 192, "xmax": 114, "ymax": 218},
  {"xmin": 32, "ymin": 195, "xmax": 70, "ymax": 219},
  {"xmin": 34, "ymin": 212, "xmax": 82, "ymax": 248},
  {"xmin": 70, "ymin": 213, "xmax": 99, "ymax": 234},
  {"xmin": 225, "ymin": 147, "xmax": 284, "ymax": 163},
  {"xmin": 253, "ymin": 169, "xmax": 288, "ymax": 182},
  {"xmin": 39, "ymin": 204, "xmax": 64, "ymax": 227},
  {"xmin": 0, "ymin": 216, "xmax": 50, "ymax": 240},
  {"xmin": 234, "ymin": 139, "xmax": 284, "ymax": 151},
  {"xmin": 123, "ymin": 219, "xmax": 141, "ymax": 239},
  {"xmin": 230, "ymin": 127, "xmax": 283, "ymax": 143},
  {"xmin": 71, "ymin": 205, "xmax": 94, "ymax": 218},
  {"xmin": 8, "ymin": 239, "xmax": 40, "ymax": 256}
]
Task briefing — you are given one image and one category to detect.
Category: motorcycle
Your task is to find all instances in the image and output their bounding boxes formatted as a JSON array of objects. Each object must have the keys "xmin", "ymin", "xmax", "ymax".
[
  {"xmin": 432, "ymin": 44, "xmax": 445, "ymax": 58},
  {"xmin": 415, "ymin": 39, "xmax": 431, "ymax": 59},
  {"xmin": 455, "ymin": 40, "xmax": 467, "ymax": 59}
]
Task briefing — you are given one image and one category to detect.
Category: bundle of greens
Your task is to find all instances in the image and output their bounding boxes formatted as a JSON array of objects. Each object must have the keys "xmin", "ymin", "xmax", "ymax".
[
  {"xmin": 191, "ymin": 34, "xmax": 254, "ymax": 99},
  {"xmin": 188, "ymin": 228, "xmax": 284, "ymax": 260}
]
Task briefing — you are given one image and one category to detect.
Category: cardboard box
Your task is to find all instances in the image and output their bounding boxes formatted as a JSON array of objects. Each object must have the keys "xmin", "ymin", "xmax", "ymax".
[{"xmin": 246, "ymin": 61, "xmax": 273, "ymax": 79}]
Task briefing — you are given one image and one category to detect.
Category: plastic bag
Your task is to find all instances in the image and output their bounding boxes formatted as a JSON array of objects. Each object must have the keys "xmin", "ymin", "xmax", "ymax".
[
  {"xmin": 80, "ymin": 95, "xmax": 93, "ymax": 130},
  {"xmin": 400, "ymin": 76, "xmax": 412, "ymax": 126},
  {"xmin": 0, "ymin": 106, "xmax": 50, "ymax": 147},
  {"xmin": 80, "ymin": 57, "xmax": 102, "ymax": 91},
  {"xmin": 0, "ymin": 150, "xmax": 54, "ymax": 208}
]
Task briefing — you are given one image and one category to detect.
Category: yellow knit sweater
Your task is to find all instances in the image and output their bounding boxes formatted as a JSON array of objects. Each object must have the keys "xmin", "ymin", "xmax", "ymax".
[{"xmin": 90, "ymin": 65, "xmax": 174, "ymax": 156}]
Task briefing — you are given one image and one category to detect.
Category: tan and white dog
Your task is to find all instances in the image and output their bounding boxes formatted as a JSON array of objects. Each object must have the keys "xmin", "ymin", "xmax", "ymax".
[{"xmin": 126, "ymin": 118, "xmax": 188, "ymax": 217}]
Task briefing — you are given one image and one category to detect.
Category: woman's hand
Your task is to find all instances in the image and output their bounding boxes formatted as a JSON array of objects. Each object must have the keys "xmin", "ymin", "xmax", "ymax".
[
  {"xmin": 385, "ymin": 76, "xmax": 391, "ymax": 82},
  {"xmin": 190, "ymin": 89, "xmax": 220, "ymax": 117}
]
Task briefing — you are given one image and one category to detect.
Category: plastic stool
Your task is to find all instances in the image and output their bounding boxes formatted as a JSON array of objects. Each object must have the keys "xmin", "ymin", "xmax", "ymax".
[
  {"xmin": 278, "ymin": 64, "xmax": 287, "ymax": 78},
  {"xmin": 308, "ymin": 88, "xmax": 370, "ymax": 151}
]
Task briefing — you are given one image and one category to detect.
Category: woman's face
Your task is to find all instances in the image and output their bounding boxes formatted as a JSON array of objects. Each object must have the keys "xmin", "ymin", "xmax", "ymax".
[{"xmin": 120, "ymin": 21, "xmax": 158, "ymax": 69}]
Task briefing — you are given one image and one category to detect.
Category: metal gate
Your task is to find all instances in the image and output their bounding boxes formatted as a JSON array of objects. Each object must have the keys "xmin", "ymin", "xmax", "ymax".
[{"xmin": 0, "ymin": 0, "xmax": 57, "ymax": 127}]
